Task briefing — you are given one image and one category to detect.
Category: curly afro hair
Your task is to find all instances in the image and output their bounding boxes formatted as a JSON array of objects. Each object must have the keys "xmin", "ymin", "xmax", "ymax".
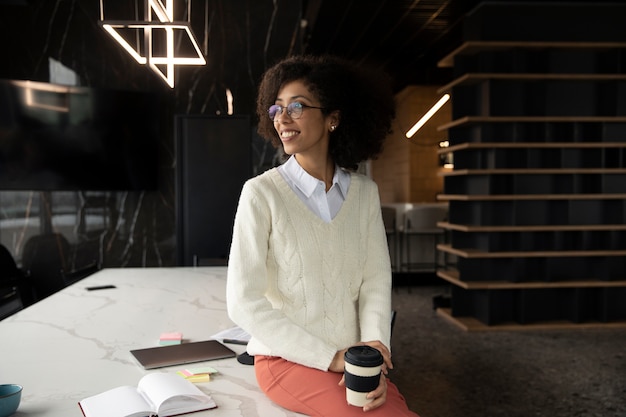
[{"xmin": 256, "ymin": 54, "xmax": 396, "ymax": 171}]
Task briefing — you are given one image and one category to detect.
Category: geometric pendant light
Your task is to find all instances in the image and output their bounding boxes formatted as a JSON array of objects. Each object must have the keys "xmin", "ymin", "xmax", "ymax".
[{"xmin": 99, "ymin": 0, "xmax": 206, "ymax": 88}]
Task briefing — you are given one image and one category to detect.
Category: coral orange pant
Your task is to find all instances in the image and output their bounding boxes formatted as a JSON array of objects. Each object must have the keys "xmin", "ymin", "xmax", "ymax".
[{"xmin": 255, "ymin": 355, "xmax": 420, "ymax": 417}]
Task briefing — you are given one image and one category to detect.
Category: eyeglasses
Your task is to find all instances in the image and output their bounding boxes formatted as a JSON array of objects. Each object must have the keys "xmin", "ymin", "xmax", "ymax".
[{"xmin": 268, "ymin": 102, "xmax": 325, "ymax": 120}]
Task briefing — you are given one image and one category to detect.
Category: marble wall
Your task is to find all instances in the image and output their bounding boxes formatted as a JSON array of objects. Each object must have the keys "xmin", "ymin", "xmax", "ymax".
[{"xmin": 0, "ymin": 1, "xmax": 303, "ymax": 278}]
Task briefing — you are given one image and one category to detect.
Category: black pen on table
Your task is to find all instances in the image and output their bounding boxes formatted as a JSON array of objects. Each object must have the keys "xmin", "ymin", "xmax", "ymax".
[{"xmin": 223, "ymin": 339, "xmax": 248, "ymax": 345}]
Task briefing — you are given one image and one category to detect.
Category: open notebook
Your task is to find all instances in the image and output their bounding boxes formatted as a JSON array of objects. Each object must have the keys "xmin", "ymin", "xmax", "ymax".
[
  {"xmin": 130, "ymin": 340, "xmax": 236, "ymax": 369},
  {"xmin": 78, "ymin": 372, "xmax": 217, "ymax": 417}
]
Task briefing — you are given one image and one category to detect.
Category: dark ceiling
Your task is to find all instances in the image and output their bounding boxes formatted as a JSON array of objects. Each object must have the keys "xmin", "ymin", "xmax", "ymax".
[
  {"xmin": 303, "ymin": 0, "xmax": 485, "ymax": 91},
  {"xmin": 303, "ymin": 0, "xmax": 626, "ymax": 92},
  {"xmin": 1, "ymin": 0, "xmax": 625, "ymax": 114}
]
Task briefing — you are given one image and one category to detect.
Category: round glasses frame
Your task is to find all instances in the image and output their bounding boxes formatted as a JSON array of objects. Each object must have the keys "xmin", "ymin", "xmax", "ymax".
[{"xmin": 268, "ymin": 102, "xmax": 325, "ymax": 120}]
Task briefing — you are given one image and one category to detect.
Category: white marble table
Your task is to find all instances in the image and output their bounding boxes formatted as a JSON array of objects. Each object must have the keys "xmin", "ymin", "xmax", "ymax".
[{"xmin": 0, "ymin": 267, "xmax": 303, "ymax": 417}]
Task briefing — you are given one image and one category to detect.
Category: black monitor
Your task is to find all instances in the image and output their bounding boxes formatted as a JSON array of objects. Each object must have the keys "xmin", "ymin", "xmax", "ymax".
[{"xmin": 0, "ymin": 80, "xmax": 161, "ymax": 191}]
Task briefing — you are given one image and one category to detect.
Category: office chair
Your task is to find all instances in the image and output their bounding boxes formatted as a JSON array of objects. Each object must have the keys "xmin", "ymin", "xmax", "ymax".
[
  {"xmin": 400, "ymin": 206, "xmax": 448, "ymax": 272},
  {"xmin": 21, "ymin": 233, "xmax": 71, "ymax": 301},
  {"xmin": 0, "ymin": 244, "xmax": 31, "ymax": 316}
]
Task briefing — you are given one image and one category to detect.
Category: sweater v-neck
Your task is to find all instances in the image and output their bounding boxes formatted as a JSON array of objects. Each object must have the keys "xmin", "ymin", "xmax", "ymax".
[{"xmin": 267, "ymin": 168, "xmax": 359, "ymax": 227}]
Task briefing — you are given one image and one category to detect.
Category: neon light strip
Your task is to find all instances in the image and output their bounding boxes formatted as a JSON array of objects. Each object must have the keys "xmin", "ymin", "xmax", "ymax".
[
  {"xmin": 148, "ymin": 0, "xmax": 171, "ymax": 22},
  {"xmin": 101, "ymin": 23, "xmax": 205, "ymax": 64},
  {"xmin": 102, "ymin": 24, "xmax": 147, "ymax": 64},
  {"xmin": 405, "ymin": 94, "xmax": 450, "ymax": 139},
  {"xmin": 226, "ymin": 88, "xmax": 234, "ymax": 115}
]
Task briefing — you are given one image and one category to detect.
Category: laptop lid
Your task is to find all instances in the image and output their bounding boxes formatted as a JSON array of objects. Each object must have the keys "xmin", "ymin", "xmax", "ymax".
[{"xmin": 130, "ymin": 340, "xmax": 237, "ymax": 369}]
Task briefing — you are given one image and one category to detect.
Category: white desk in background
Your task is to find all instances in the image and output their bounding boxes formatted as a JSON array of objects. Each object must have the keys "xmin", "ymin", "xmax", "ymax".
[{"xmin": 0, "ymin": 267, "xmax": 303, "ymax": 417}]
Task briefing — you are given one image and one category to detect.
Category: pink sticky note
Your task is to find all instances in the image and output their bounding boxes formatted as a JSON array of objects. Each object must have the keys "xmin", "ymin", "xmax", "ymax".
[
  {"xmin": 159, "ymin": 332, "xmax": 183, "ymax": 345},
  {"xmin": 160, "ymin": 332, "xmax": 183, "ymax": 340}
]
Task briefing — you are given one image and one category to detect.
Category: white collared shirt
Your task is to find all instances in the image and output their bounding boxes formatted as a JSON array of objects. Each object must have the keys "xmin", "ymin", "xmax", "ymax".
[{"xmin": 277, "ymin": 156, "xmax": 351, "ymax": 222}]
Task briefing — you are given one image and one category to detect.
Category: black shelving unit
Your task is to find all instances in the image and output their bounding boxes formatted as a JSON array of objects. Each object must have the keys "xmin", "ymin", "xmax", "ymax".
[{"xmin": 434, "ymin": 2, "xmax": 626, "ymax": 330}]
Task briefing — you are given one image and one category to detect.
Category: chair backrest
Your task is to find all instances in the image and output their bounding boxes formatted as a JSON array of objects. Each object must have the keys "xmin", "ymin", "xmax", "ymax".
[
  {"xmin": 381, "ymin": 206, "xmax": 396, "ymax": 233},
  {"xmin": 403, "ymin": 206, "xmax": 448, "ymax": 232},
  {"xmin": 22, "ymin": 233, "xmax": 71, "ymax": 300},
  {"xmin": 0, "ymin": 244, "xmax": 26, "ymax": 317},
  {"xmin": 0, "ymin": 244, "xmax": 20, "ymax": 283}
]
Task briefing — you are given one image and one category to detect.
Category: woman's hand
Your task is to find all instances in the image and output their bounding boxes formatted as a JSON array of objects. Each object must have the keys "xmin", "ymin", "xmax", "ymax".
[
  {"xmin": 329, "ymin": 340, "xmax": 392, "ymax": 374},
  {"xmin": 333, "ymin": 340, "xmax": 392, "ymax": 411},
  {"xmin": 359, "ymin": 340, "xmax": 391, "ymax": 411},
  {"xmin": 337, "ymin": 370, "xmax": 389, "ymax": 412},
  {"xmin": 361, "ymin": 340, "xmax": 393, "ymax": 374},
  {"xmin": 363, "ymin": 372, "xmax": 388, "ymax": 412}
]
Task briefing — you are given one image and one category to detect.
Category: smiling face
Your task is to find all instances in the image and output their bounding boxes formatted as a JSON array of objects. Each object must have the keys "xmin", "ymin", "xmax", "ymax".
[{"xmin": 273, "ymin": 80, "xmax": 337, "ymax": 163}]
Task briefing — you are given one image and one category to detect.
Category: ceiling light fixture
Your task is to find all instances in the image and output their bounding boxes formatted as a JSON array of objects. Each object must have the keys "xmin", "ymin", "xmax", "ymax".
[
  {"xmin": 405, "ymin": 94, "xmax": 450, "ymax": 139},
  {"xmin": 99, "ymin": 0, "xmax": 206, "ymax": 88},
  {"xmin": 226, "ymin": 88, "xmax": 234, "ymax": 115},
  {"xmin": 12, "ymin": 80, "xmax": 73, "ymax": 112}
]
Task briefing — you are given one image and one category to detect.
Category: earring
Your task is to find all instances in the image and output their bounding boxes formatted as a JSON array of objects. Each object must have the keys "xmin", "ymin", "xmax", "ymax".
[{"xmin": 330, "ymin": 125, "xmax": 336, "ymax": 131}]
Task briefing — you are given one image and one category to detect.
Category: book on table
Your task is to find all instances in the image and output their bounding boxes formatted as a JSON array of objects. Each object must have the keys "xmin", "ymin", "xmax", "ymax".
[{"xmin": 78, "ymin": 372, "xmax": 217, "ymax": 417}]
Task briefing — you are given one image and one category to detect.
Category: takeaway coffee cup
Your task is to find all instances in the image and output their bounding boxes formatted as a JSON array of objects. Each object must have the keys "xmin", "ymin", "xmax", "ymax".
[{"xmin": 344, "ymin": 345, "xmax": 383, "ymax": 407}]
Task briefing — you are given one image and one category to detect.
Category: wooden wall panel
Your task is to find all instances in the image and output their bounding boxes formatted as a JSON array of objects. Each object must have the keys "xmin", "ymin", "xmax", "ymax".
[{"xmin": 372, "ymin": 86, "xmax": 449, "ymax": 204}]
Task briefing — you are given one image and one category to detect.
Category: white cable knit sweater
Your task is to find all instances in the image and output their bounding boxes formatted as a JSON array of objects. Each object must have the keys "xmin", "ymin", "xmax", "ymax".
[{"xmin": 226, "ymin": 168, "xmax": 392, "ymax": 371}]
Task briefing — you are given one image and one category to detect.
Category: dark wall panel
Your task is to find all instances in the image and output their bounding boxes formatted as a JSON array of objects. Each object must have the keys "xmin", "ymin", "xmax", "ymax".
[{"xmin": 176, "ymin": 116, "xmax": 251, "ymax": 266}]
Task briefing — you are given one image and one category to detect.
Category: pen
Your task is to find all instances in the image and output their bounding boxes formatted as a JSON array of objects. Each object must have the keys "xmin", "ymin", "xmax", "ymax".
[
  {"xmin": 223, "ymin": 339, "xmax": 248, "ymax": 345},
  {"xmin": 86, "ymin": 285, "xmax": 117, "ymax": 291}
]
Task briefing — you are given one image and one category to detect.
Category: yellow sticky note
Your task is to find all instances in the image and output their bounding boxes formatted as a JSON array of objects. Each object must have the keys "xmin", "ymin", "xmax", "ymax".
[
  {"xmin": 186, "ymin": 374, "xmax": 211, "ymax": 383},
  {"xmin": 177, "ymin": 371, "xmax": 211, "ymax": 383}
]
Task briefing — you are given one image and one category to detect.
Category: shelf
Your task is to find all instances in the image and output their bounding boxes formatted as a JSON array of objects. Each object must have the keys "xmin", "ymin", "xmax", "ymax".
[
  {"xmin": 437, "ymin": 244, "xmax": 626, "ymax": 259},
  {"xmin": 438, "ymin": 221, "xmax": 626, "ymax": 232},
  {"xmin": 439, "ymin": 72, "xmax": 626, "ymax": 93},
  {"xmin": 443, "ymin": 174, "xmax": 626, "ymax": 195},
  {"xmin": 440, "ymin": 168, "xmax": 626, "ymax": 176},
  {"xmin": 439, "ymin": 116, "xmax": 626, "ymax": 131},
  {"xmin": 438, "ymin": 193, "xmax": 626, "ymax": 201},
  {"xmin": 436, "ymin": 308, "xmax": 626, "ymax": 332},
  {"xmin": 437, "ymin": 268, "xmax": 626, "ymax": 290},
  {"xmin": 437, "ymin": 41, "xmax": 626, "ymax": 68},
  {"xmin": 438, "ymin": 142, "xmax": 626, "ymax": 155}
]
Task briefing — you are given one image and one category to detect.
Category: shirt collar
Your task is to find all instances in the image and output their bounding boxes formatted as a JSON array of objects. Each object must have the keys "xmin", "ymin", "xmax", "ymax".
[{"xmin": 282, "ymin": 156, "xmax": 349, "ymax": 198}]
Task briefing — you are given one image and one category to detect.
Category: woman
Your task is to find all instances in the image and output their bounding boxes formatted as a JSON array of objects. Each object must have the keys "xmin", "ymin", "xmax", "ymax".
[{"xmin": 227, "ymin": 55, "xmax": 419, "ymax": 416}]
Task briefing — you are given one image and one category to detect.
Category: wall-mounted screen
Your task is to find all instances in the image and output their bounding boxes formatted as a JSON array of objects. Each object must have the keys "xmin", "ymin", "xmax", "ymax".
[{"xmin": 0, "ymin": 80, "xmax": 160, "ymax": 191}]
